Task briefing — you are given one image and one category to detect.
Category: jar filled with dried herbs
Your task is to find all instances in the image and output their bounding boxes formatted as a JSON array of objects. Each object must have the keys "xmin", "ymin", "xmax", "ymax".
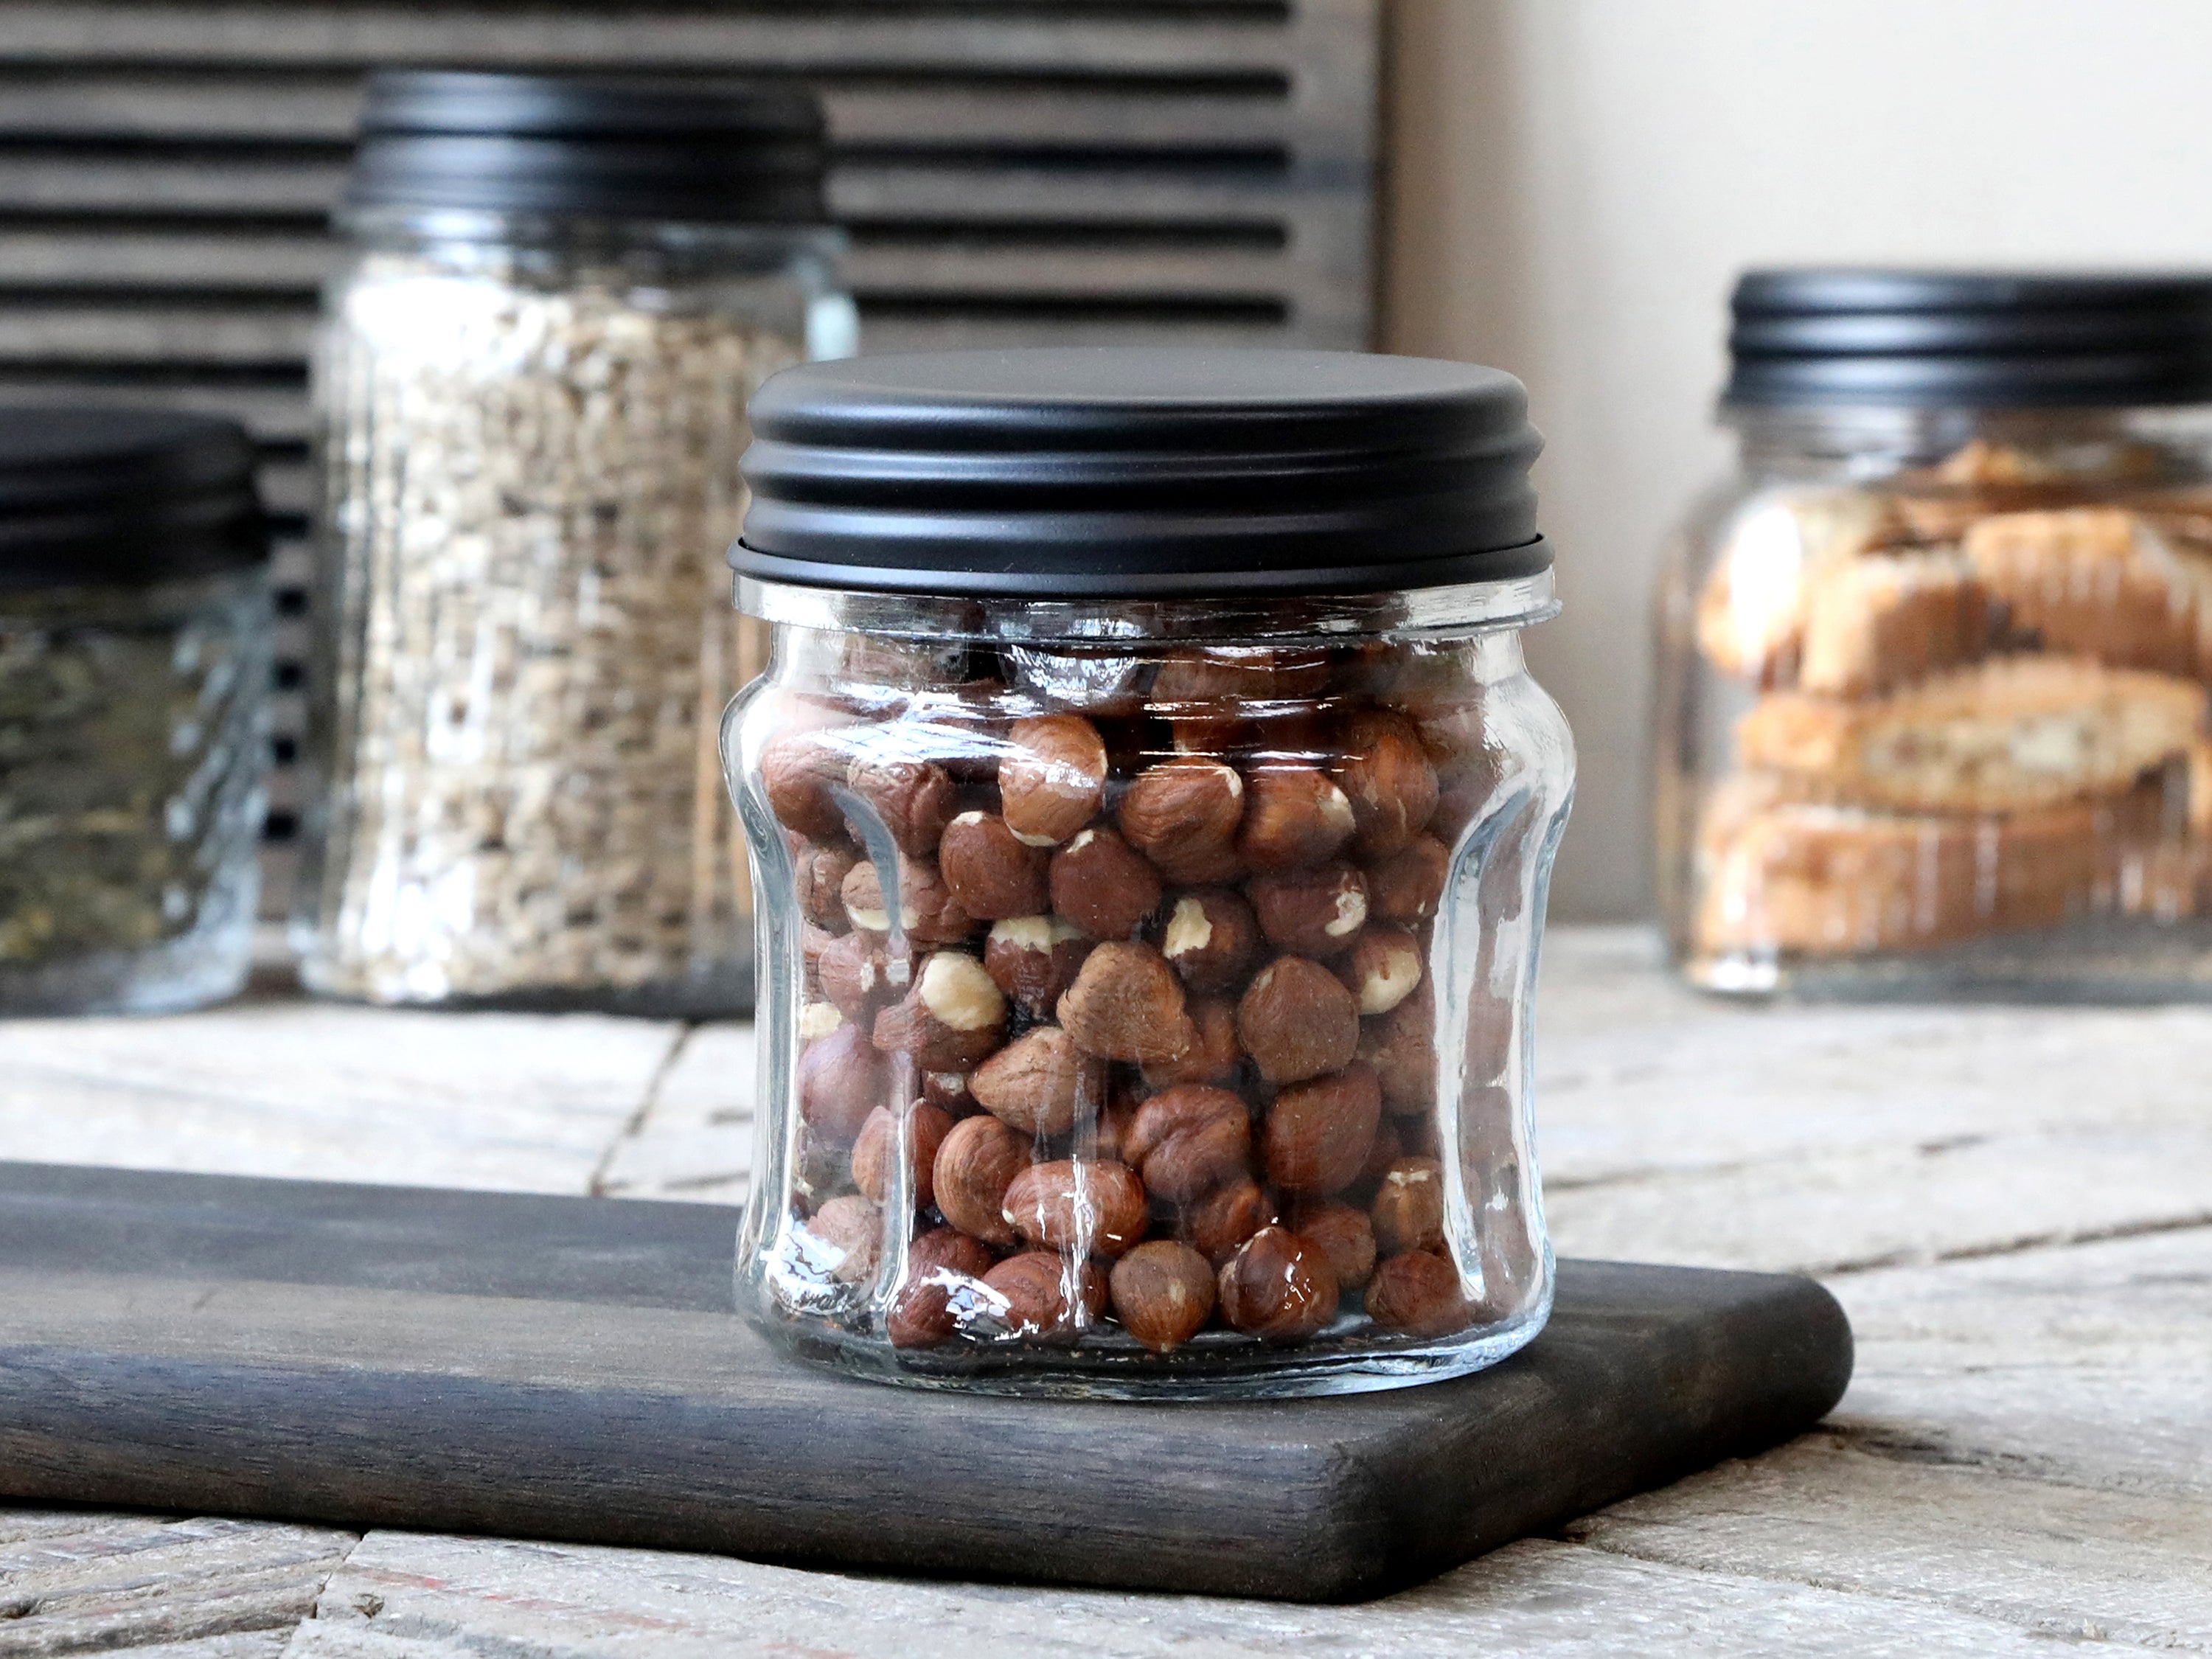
[
  {"xmin": 297, "ymin": 72, "xmax": 855, "ymax": 1014},
  {"xmin": 0, "ymin": 408, "xmax": 273, "ymax": 1015}
]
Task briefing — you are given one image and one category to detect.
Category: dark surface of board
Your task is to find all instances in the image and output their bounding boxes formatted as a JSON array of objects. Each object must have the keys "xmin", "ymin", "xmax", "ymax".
[{"xmin": 0, "ymin": 1160, "xmax": 1851, "ymax": 1602}]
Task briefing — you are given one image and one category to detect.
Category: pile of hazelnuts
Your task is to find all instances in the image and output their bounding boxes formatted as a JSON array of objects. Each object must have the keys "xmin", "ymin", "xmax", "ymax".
[{"xmin": 759, "ymin": 638, "xmax": 1507, "ymax": 1360}]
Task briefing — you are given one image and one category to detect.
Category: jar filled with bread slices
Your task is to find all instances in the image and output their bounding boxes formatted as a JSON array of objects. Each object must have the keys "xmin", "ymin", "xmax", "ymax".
[{"xmin": 1659, "ymin": 270, "xmax": 2212, "ymax": 996}]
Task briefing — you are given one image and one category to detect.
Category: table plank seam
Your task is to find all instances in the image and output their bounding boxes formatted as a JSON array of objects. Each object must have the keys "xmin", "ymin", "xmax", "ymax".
[{"xmin": 585, "ymin": 1024, "xmax": 697, "ymax": 1200}]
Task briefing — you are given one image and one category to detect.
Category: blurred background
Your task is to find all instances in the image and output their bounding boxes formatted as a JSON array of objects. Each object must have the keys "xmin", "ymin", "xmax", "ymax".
[{"xmin": 7, "ymin": 0, "xmax": 2210, "ymax": 922}]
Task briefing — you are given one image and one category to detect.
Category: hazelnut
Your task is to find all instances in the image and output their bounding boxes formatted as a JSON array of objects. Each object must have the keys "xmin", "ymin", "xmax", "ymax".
[
  {"xmin": 1336, "ymin": 925, "xmax": 1424, "ymax": 1015},
  {"xmin": 1057, "ymin": 940, "xmax": 1198, "ymax": 1063},
  {"xmin": 872, "ymin": 951, "xmax": 1007, "ymax": 1071},
  {"xmin": 1289, "ymin": 1200, "xmax": 1377, "ymax": 1291},
  {"xmin": 1371, "ymin": 1156, "xmax": 1447, "ymax": 1255},
  {"xmin": 851, "ymin": 1100, "xmax": 957, "ymax": 1210},
  {"xmin": 939, "ymin": 810, "xmax": 1051, "ymax": 919},
  {"xmin": 1262, "ymin": 1063, "xmax": 1382, "ymax": 1195},
  {"xmin": 1364, "ymin": 1250, "xmax": 1472, "ymax": 1337},
  {"xmin": 1140, "ymin": 995, "xmax": 1243, "ymax": 1087},
  {"xmin": 1122, "ymin": 1082, "xmax": 1251, "ymax": 1201},
  {"xmin": 797, "ymin": 1194, "xmax": 882, "ymax": 1285},
  {"xmin": 970, "ymin": 1025, "xmax": 1102, "ymax": 1137},
  {"xmin": 1360, "ymin": 978, "xmax": 1437, "ymax": 1114},
  {"xmin": 795, "ymin": 839, "xmax": 860, "ymax": 931},
  {"xmin": 798, "ymin": 1001, "xmax": 845, "ymax": 1042},
  {"xmin": 1182, "ymin": 1177, "xmax": 1276, "ymax": 1266},
  {"xmin": 1151, "ymin": 647, "xmax": 1331, "ymax": 703},
  {"xmin": 796, "ymin": 1023, "xmax": 886, "ymax": 1143},
  {"xmin": 1237, "ymin": 956, "xmax": 1361, "ymax": 1083},
  {"xmin": 1119, "ymin": 759, "xmax": 1245, "ymax": 884},
  {"xmin": 760, "ymin": 729, "xmax": 851, "ymax": 841},
  {"xmin": 1109, "ymin": 1240, "xmax": 1217, "ymax": 1352},
  {"xmin": 817, "ymin": 930, "xmax": 909, "ymax": 1021},
  {"xmin": 1000, "ymin": 713, "xmax": 1108, "ymax": 846},
  {"xmin": 1092, "ymin": 1082, "xmax": 1142, "ymax": 1164},
  {"xmin": 886, "ymin": 1225, "xmax": 998, "ymax": 1349},
  {"xmin": 1248, "ymin": 861, "xmax": 1369, "ymax": 959},
  {"xmin": 1465, "ymin": 988, "xmax": 1515, "ymax": 1085},
  {"xmin": 1354, "ymin": 1117, "xmax": 1405, "ymax": 1189},
  {"xmin": 981, "ymin": 914, "xmax": 1093, "ymax": 1014},
  {"xmin": 841, "ymin": 859, "xmax": 975, "ymax": 946},
  {"xmin": 801, "ymin": 922, "xmax": 836, "ymax": 998},
  {"xmin": 1330, "ymin": 710, "xmax": 1439, "ymax": 859},
  {"xmin": 1236, "ymin": 765, "xmax": 1355, "ymax": 872},
  {"xmin": 844, "ymin": 754, "xmax": 959, "ymax": 859},
  {"xmin": 1049, "ymin": 827, "xmax": 1163, "ymax": 940},
  {"xmin": 1217, "ymin": 1225, "xmax": 1339, "ymax": 1341},
  {"xmin": 1001, "ymin": 1159, "xmax": 1149, "ymax": 1258},
  {"xmin": 1158, "ymin": 888, "xmax": 1259, "ymax": 991},
  {"xmin": 933, "ymin": 1114, "xmax": 1029, "ymax": 1246},
  {"xmin": 1368, "ymin": 835, "xmax": 1451, "ymax": 927},
  {"xmin": 921, "ymin": 1069, "xmax": 978, "ymax": 1116},
  {"xmin": 978, "ymin": 1251, "xmax": 1110, "ymax": 1341}
]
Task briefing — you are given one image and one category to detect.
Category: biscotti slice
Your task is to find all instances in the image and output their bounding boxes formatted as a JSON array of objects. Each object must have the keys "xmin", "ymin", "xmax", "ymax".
[
  {"xmin": 1964, "ymin": 506, "xmax": 2212, "ymax": 678},
  {"xmin": 1797, "ymin": 549, "xmax": 1990, "ymax": 697},
  {"xmin": 1736, "ymin": 655, "xmax": 2207, "ymax": 813},
  {"xmin": 1694, "ymin": 797, "xmax": 2099, "ymax": 956},
  {"xmin": 1694, "ymin": 490, "xmax": 1896, "ymax": 682}
]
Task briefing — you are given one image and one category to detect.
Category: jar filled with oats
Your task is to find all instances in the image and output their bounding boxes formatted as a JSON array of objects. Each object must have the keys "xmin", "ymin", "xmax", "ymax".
[
  {"xmin": 299, "ymin": 72, "xmax": 855, "ymax": 1013},
  {"xmin": 725, "ymin": 349, "xmax": 1574, "ymax": 1396},
  {"xmin": 1659, "ymin": 271, "xmax": 2212, "ymax": 997}
]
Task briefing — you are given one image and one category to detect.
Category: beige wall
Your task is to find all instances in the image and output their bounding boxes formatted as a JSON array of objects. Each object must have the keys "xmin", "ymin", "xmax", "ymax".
[{"xmin": 1383, "ymin": 0, "xmax": 2212, "ymax": 918}]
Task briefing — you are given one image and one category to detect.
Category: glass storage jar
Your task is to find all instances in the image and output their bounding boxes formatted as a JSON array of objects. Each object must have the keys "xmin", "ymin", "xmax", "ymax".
[
  {"xmin": 1659, "ymin": 271, "xmax": 2212, "ymax": 998},
  {"xmin": 723, "ymin": 349, "xmax": 1575, "ymax": 1397},
  {"xmin": 298, "ymin": 72, "xmax": 855, "ymax": 1015},
  {"xmin": 0, "ymin": 408, "xmax": 272, "ymax": 1015}
]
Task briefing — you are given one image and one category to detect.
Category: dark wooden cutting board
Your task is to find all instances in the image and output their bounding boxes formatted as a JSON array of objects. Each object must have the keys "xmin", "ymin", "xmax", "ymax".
[{"xmin": 0, "ymin": 1160, "xmax": 1851, "ymax": 1603}]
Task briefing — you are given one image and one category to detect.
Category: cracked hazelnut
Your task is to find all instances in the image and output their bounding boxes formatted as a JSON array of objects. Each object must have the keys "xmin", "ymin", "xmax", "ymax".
[
  {"xmin": 851, "ymin": 1100, "xmax": 957, "ymax": 1210},
  {"xmin": 1119, "ymin": 759, "xmax": 1245, "ymax": 884},
  {"xmin": 970, "ymin": 1025, "xmax": 1101, "ymax": 1137},
  {"xmin": 886, "ymin": 1225, "xmax": 998, "ymax": 1349},
  {"xmin": 1057, "ymin": 939, "xmax": 1197, "ymax": 1063},
  {"xmin": 1110, "ymin": 1240, "xmax": 1217, "ymax": 1352},
  {"xmin": 1364, "ymin": 1249, "xmax": 1471, "ymax": 1337},
  {"xmin": 841, "ymin": 859, "xmax": 975, "ymax": 946},
  {"xmin": 798, "ymin": 1001, "xmax": 845, "ymax": 1043},
  {"xmin": 1248, "ymin": 860, "xmax": 1369, "ymax": 959},
  {"xmin": 979, "ymin": 1251, "xmax": 1109, "ymax": 1341},
  {"xmin": 933, "ymin": 1114, "xmax": 1029, "ymax": 1246},
  {"xmin": 1289, "ymin": 1199, "xmax": 1377, "ymax": 1291},
  {"xmin": 799, "ymin": 1193, "xmax": 882, "ymax": 1285},
  {"xmin": 818, "ymin": 930, "xmax": 909, "ymax": 1021},
  {"xmin": 921, "ymin": 1069, "xmax": 977, "ymax": 1116},
  {"xmin": 1049, "ymin": 827, "xmax": 1163, "ymax": 940},
  {"xmin": 1237, "ymin": 765, "xmax": 1356, "ymax": 872},
  {"xmin": 1122, "ymin": 1082, "xmax": 1251, "ymax": 1202},
  {"xmin": 1140, "ymin": 995, "xmax": 1243, "ymax": 1088},
  {"xmin": 1336, "ymin": 924, "xmax": 1424, "ymax": 1015},
  {"xmin": 1371, "ymin": 1156, "xmax": 1446, "ymax": 1255},
  {"xmin": 795, "ymin": 839, "xmax": 860, "ymax": 931},
  {"xmin": 1237, "ymin": 956, "xmax": 1361, "ymax": 1083},
  {"xmin": 844, "ymin": 754, "xmax": 959, "ymax": 859},
  {"xmin": 939, "ymin": 810, "xmax": 1051, "ymax": 919},
  {"xmin": 1158, "ymin": 888, "xmax": 1259, "ymax": 991},
  {"xmin": 1360, "ymin": 978, "xmax": 1437, "ymax": 1114},
  {"xmin": 1217, "ymin": 1225, "xmax": 1339, "ymax": 1340},
  {"xmin": 1331, "ymin": 710, "xmax": 1439, "ymax": 859},
  {"xmin": 761, "ymin": 729, "xmax": 852, "ymax": 841},
  {"xmin": 796, "ymin": 1022, "xmax": 886, "ymax": 1143},
  {"xmin": 1368, "ymin": 835, "xmax": 1451, "ymax": 927},
  {"xmin": 1001, "ymin": 1159, "xmax": 1149, "ymax": 1257},
  {"xmin": 1182, "ymin": 1177, "xmax": 1276, "ymax": 1266},
  {"xmin": 982, "ymin": 914, "xmax": 1093, "ymax": 1014},
  {"xmin": 1001, "ymin": 713, "xmax": 1108, "ymax": 846},
  {"xmin": 1263, "ymin": 1062, "xmax": 1382, "ymax": 1195},
  {"xmin": 872, "ymin": 951, "xmax": 1007, "ymax": 1071}
]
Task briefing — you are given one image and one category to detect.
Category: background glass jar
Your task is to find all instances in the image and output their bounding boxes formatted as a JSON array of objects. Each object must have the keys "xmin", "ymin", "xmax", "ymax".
[
  {"xmin": 296, "ymin": 72, "xmax": 855, "ymax": 1015},
  {"xmin": 0, "ymin": 408, "xmax": 272, "ymax": 1015},
  {"xmin": 1658, "ymin": 271, "xmax": 2212, "ymax": 998},
  {"xmin": 723, "ymin": 349, "xmax": 1573, "ymax": 1397}
]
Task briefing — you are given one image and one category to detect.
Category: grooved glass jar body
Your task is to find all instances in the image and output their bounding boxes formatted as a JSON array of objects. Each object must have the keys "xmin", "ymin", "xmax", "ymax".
[
  {"xmin": 726, "ymin": 576, "xmax": 1574, "ymax": 1397},
  {"xmin": 1658, "ymin": 403, "xmax": 2212, "ymax": 998},
  {"xmin": 297, "ymin": 207, "xmax": 854, "ymax": 1014},
  {"xmin": 0, "ymin": 568, "xmax": 271, "ymax": 1014}
]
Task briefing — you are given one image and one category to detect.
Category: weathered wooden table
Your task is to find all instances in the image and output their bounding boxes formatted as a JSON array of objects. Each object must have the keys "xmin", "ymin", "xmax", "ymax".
[{"xmin": 2, "ymin": 926, "xmax": 2207, "ymax": 1656}]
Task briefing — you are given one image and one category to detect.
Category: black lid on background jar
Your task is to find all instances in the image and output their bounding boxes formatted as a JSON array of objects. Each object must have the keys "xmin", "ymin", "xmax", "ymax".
[
  {"xmin": 344, "ymin": 72, "xmax": 828, "ymax": 224},
  {"xmin": 731, "ymin": 348, "xmax": 1547, "ymax": 598},
  {"xmin": 0, "ymin": 408, "xmax": 267, "ymax": 594},
  {"xmin": 1725, "ymin": 269, "xmax": 2212, "ymax": 407}
]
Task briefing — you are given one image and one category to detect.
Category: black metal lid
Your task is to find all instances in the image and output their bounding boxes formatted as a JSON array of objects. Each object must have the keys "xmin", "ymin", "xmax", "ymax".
[
  {"xmin": 731, "ymin": 348, "xmax": 1548, "ymax": 599},
  {"xmin": 1725, "ymin": 269, "xmax": 2212, "ymax": 408},
  {"xmin": 344, "ymin": 72, "xmax": 828, "ymax": 224},
  {"xmin": 0, "ymin": 408, "xmax": 268, "ymax": 594}
]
